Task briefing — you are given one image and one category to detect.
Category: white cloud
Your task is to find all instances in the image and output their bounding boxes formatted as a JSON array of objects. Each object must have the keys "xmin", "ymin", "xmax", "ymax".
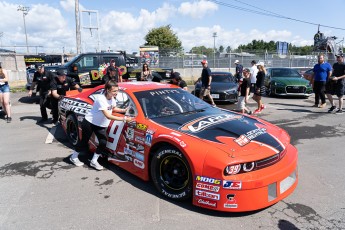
[
  {"xmin": 60, "ymin": 0, "xmax": 85, "ymax": 13},
  {"xmin": 178, "ymin": 0, "xmax": 218, "ymax": 19}
]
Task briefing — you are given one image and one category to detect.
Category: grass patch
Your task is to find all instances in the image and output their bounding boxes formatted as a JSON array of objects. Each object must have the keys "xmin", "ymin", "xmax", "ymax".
[{"xmin": 11, "ymin": 86, "xmax": 27, "ymax": 93}]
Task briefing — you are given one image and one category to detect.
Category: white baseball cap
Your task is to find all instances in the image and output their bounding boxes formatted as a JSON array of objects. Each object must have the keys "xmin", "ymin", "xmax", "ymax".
[
  {"xmin": 257, "ymin": 61, "xmax": 265, "ymax": 66},
  {"xmin": 234, "ymin": 60, "xmax": 240, "ymax": 64}
]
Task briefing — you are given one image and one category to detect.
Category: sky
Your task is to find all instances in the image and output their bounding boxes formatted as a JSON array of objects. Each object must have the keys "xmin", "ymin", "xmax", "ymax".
[{"xmin": 2, "ymin": 0, "xmax": 345, "ymax": 54}]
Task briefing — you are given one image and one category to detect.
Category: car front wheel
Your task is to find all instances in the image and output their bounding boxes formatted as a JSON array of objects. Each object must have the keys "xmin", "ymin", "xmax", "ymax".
[
  {"xmin": 151, "ymin": 146, "xmax": 193, "ymax": 201},
  {"xmin": 66, "ymin": 114, "xmax": 81, "ymax": 147}
]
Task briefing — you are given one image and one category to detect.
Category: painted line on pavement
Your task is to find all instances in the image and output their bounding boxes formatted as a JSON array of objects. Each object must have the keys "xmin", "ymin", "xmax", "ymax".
[{"xmin": 45, "ymin": 125, "xmax": 57, "ymax": 144}]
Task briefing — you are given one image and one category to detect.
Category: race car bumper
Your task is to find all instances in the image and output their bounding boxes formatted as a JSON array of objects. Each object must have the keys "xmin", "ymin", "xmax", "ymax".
[{"xmin": 192, "ymin": 144, "xmax": 298, "ymax": 212}]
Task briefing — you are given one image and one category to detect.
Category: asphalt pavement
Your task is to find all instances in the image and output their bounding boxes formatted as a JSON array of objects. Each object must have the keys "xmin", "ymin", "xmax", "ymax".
[{"xmin": 0, "ymin": 92, "xmax": 344, "ymax": 230}]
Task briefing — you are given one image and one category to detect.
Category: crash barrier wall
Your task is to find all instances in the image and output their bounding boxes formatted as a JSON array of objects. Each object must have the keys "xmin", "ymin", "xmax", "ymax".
[{"xmin": 0, "ymin": 53, "xmax": 27, "ymax": 86}]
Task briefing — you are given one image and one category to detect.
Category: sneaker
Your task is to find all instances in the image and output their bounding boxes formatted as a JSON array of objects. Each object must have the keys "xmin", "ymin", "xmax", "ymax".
[
  {"xmin": 52, "ymin": 120, "xmax": 59, "ymax": 126},
  {"xmin": 253, "ymin": 109, "xmax": 261, "ymax": 115},
  {"xmin": 319, "ymin": 103, "xmax": 326, "ymax": 108},
  {"xmin": 90, "ymin": 161, "xmax": 104, "ymax": 171},
  {"xmin": 260, "ymin": 104, "xmax": 266, "ymax": 110},
  {"xmin": 6, "ymin": 117, "xmax": 12, "ymax": 123},
  {"xmin": 335, "ymin": 109, "xmax": 343, "ymax": 114},
  {"xmin": 247, "ymin": 110, "xmax": 252, "ymax": 115},
  {"xmin": 328, "ymin": 106, "xmax": 336, "ymax": 113},
  {"xmin": 70, "ymin": 156, "xmax": 84, "ymax": 166},
  {"xmin": 312, "ymin": 104, "xmax": 319, "ymax": 107}
]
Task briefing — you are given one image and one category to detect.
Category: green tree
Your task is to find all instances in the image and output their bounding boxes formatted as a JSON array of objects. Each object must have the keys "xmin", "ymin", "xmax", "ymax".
[
  {"xmin": 190, "ymin": 46, "xmax": 214, "ymax": 57},
  {"xmin": 226, "ymin": 46, "xmax": 232, "ymax": 53},
  {"xmin": 144, "ymin": 25, "xmax": 182, "ymax": 52},
  {"xmin": 219, "ymin": 45, "xmax": 224, "ymax": 53}
]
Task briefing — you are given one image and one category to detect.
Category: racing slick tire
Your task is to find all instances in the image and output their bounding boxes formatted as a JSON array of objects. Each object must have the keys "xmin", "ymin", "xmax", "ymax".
[
  {"xmin": 66, "ymin": 114, "xmax": 81, "ymax": 147},
  {"xmin": 151, "ymin": 146, "xmax": 193, "ymax": 201}
]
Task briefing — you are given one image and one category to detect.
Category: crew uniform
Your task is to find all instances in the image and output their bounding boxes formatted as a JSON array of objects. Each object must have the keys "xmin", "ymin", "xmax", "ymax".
[
  {"xmin": 31, "ymin": 65, "xmax": 54, "ymax": 121},
  {"xmin": 327, "ymin": 61, "xmax": 345, "ymax": 97},
  {"xmin": 50, "ymin": 69, "xmax": 78, "ymax": 123}
]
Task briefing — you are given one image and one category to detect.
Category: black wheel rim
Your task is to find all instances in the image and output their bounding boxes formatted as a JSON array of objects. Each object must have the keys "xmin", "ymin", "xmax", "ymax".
[
  {"xmin": 159, "ymin": 155, "xmax": 189, "ymax": 190},
  {"xmin": 67, "ymin": 119, "xmax": 78, "ymax": 145}
]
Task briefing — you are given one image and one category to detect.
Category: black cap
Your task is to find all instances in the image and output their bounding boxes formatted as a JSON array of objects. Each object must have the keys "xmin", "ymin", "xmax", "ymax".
[
  {"xmin": 251, "ymin": 60, "xmax": 257, "ymax": 64},
  {"xmin": 335, "ymin": 53, "xmax": 344, "ymax": 57},
  {"xmin": 56, "ymin": 68, "xmax": 67, "ymax": 76},
  {"xmin": 108, "ymin": 66, "xmax": 116, "ymax": 72},
  {"xmin": 171, "ymin": 72, "xmax": 180, "ymax": 79},
  {"xmin": 35, "ymin": 63, "xmax": 44, "ymax": 69}
]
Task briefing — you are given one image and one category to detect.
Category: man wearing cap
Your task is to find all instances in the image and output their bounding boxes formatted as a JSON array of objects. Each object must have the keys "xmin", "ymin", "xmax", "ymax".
[
  {"xmin": 105, "ymin": 59, "xmax": 123, "ymax": 82},
  {"xmin": 102, "ymin": 66, "xmax": 118, "ymax": 84},
  {"xmin": 171, "ymin": 72, "xmax": 188, "ymax": 91},
  {"xmin": 28, "ymin": 64, "xmax": 55, "ymax": 123},
  {"xmin": 50, "ymin": 69, "xmax": 81, "ymax": 125},
  {"xmin": 200, "ymin": 60, "xmax": 216, "ymax": 106},
  {"xmin": 234, "ymin": 60, "xmax": 243, "ymax": 82},
  {"xmin": 326, "ymin": 53, "xmax": 345, "ymax": 114}
]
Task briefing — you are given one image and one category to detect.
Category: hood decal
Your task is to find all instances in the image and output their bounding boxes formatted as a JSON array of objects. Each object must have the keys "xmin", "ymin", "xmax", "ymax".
[{"xmin": 153, "ymin": 109, "xmax": 285, "ymax": 151}]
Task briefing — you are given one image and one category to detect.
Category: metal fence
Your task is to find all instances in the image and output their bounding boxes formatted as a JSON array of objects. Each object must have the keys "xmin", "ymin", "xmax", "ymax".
[{"xmin": 158, "ymin": 50, "xmax": 323, "ymax": 70}]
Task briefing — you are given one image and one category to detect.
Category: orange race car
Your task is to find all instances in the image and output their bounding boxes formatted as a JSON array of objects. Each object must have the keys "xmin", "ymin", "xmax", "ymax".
[{"xmin": 59, "ymin": 82, "xmax": 298, "ymax": 212}]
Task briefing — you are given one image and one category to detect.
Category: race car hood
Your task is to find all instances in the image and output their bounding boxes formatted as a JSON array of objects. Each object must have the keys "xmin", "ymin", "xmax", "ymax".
[{"xmin": 152, "ymin": 108, "xmax": 288, "ymax": 157}]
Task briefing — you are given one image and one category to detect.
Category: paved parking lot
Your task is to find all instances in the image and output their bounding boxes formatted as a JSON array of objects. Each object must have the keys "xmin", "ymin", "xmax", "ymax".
[{"xmin": 0, "ymin": 92, "xmax": 344, "ymax": 230}]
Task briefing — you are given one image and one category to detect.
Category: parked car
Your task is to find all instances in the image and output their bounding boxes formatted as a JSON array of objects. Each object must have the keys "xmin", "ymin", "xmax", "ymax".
[
  {"xmin": 59, "ymin": 82, "xmax": 298, "ymax": 212},
  {"xmin": 26, "ymin": 65, "xmax": 61, "ymax": 92},
  {"xmin": 192, "ymin": 72, "xmax": 238, "ymax": 103},
  {"xmin": 264, "ymin": 67, "xmax": 313, "ymax": 97}
]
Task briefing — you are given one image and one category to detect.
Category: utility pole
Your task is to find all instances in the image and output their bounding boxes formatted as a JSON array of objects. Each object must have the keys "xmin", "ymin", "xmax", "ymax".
[
  {"xmin": 17, "ymin": 5, "xmax": 30, "ymax": 53},
  {"xmin": 75, "ymin": 0, "xmax": 81, "ymax": 54},
  {"xmin": 213, "ymin": 32, "xmax": 217, "ymax": 68}
]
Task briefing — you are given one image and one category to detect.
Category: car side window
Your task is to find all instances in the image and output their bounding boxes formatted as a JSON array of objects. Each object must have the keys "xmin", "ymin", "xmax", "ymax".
[
  {"xmin": 75, "ymin": 55, "xmax": 98, "ymax": 71},
  {"xmin": 116, "ymin": 91, "xmax": 137, "ymax": 117}
]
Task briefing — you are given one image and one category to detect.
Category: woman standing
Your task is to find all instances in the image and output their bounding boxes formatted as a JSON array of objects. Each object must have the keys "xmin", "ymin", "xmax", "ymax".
[
  {"xmin": 70, "ymin": 80, "xmax": 132, "ymax": 170},
  {"xmin": 140, "ymin": 64, "xmax": 152, "ymax": 81},
  {"xmin": 0, "ymin": 64, "xmax": 11, "ymax": 123},
  {"xmin": 252, "ymin": 62, "xmax": 266, "ymax": 114}
]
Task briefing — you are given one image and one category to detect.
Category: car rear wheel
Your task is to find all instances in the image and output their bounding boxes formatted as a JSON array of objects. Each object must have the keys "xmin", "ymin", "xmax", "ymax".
[
  {"xmin": 151, "ymin": 146, "xmax": 193, "ymax": 201},
  {"xmin": 66, "ymin": 114, "xmax": 81, "ymax": 147}
]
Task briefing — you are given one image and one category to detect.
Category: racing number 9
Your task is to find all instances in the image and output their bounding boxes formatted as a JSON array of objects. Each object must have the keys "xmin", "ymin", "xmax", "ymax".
[{"xmin": 106, "ymin": 120, "xmax": 125, "ymax": 151}]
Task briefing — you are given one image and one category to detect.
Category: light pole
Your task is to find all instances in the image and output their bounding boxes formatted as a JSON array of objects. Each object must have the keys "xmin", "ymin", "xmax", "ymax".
[
  {"xmin": 213, "ymin": 32, "xmax": 217, "ymax": 68},
  {"xmin": 17, "ymin": 5, "xmax": 30, "ymax": 53}
]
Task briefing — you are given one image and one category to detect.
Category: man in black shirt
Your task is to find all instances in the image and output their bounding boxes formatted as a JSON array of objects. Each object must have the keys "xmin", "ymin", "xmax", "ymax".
[
  {"xmin": 51, "ymin": 69, "xmax": 81, "ymax": 124},
  {"xmin": 28, "ymin": 64, "xmax": 54, "ymax": 123},
  {"xmin": 326, "ymin": 53, "xmax": 345, "ymax": 114},
  {"xmin": 102, "ymin": 66, "xmax": 118, "ymax": 84},
  {"xmin": 234, "ymin": 60, "xmax": 243, "ymax": 82},
  {"xmin": 170, "ymin": 72, "xmax": 188, "ymax": 90},
  {"xmin": 236, "ymin": 68, "xmax": 252, "ymax": 114},
  {"xmin": 199, "ymin": 60, "xmax": 216, "ymax": 106}
]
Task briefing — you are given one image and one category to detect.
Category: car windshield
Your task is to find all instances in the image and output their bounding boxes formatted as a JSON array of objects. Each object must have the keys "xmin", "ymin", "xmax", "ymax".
[
  {"xmin": 271, "ymin": 69, "xmax": 301, "ymax": 78},
  {"xmin": 211, "ymin": 74, "xmax": 234, "ymax": 82},
  {"xmin": 134, "ymin": 88, "xmax": 211, "ymax": 118}
]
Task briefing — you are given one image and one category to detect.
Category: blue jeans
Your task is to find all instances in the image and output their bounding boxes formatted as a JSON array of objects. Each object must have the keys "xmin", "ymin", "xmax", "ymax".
[{"xmin": 0, "ymin": 83, "xmax": 10, "ymax": 93}]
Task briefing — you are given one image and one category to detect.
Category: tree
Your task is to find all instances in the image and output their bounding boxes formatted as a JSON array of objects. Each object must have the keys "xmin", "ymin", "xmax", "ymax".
[
  {"xmin": 190, "ymin": 46, "xmax": 214, "ymax": 57},
  {"xmin": 144, "ymin": 25, "xmax": 182, "ymax": 53},
  {"xmin": 226, "ymin": 46, "xmax": 232, "ymax": 53},
  {"xmin": 219, "ymin": 45, "xmax": 224, "ymax": 53}
]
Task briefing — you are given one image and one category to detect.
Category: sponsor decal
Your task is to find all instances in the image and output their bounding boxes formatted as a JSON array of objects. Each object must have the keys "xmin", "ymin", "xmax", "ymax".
[
  {"xmin": 59, "ymin": 98, "xmax": 92, "ymax": 115},
  {"xmin": 149, "ymin": 89, "xmax": 180, "ymax": 96},
  {"xmin": 135, "ymin": 152, "xmax": 144, "ymax": 161},
  {"xmin": 180, "ymin": 114, "xmax": 241, "ymax": 133},
  {"xmin": 135, "ymin": 136, "xmax": 145, "ymax": 144},
  {"xmin": 224, "ymin": 194, "xmax": 238, "ymax": 208},
  {"xmin": 226, "ymin": 164, "xmax": 241, "ymax": 175},
  {"xmin": 158, "ymin": 134, "xmax": 187, "ymax": 148},
  {"xmin": 145, "ymin": 133, "xmax": 153, "ymax": 146},
  {"xmin": 133, "ymin": 159, "xmax": 145, "ymax": 169},
  {"xmin": 124, "ymin": 147, "xmax": 134, "ymax": 156},
  {"xmin": 195, "ymin": 176, "xmax": 221, "ymax": 185},
  {"xmin": 136, "ymin": 123, "xmax": 147, "ymax": 131},
  {"xmin": 136, "ymin": 144, "xmax": 144, "ymax": 152},
  {"xmin": 223, "ymin": 181, "xmax": 242, "ymax": 190},
  {"xmin": 195, "ymin": 189, "xmax": 220, "ymax": 200},
  {"xmin": 234, "ymin": 128, "xmax": 267, "ymax": 146},
  {"xmin": 196, "ymin": 183, "xmax": 220, "ymax": 192},
  {"xmin": 125, "ymin": 128, "xmax": 135, "ymax": 141},
  {"xmin": 197, "ymin": 198, "xmax": 217, "ymax": 208}
]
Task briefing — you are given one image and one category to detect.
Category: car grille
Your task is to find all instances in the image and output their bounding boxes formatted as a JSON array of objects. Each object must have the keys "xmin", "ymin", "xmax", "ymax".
[
  {"xmin": 256, "ymin": 149, "xmax": 287, "ymax": 169},
  {"xmin": 286, "ymin": 86, "xmax": 306, "ymax": 94}
]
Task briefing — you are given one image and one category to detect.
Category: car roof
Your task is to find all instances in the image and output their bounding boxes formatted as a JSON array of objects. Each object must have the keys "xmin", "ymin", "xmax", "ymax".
[{"xmin": 117, "ymin": 82, "xmax": 180, "ymax": 93}]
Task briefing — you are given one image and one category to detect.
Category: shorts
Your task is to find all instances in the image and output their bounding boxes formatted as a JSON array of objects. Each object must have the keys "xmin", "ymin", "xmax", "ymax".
[
  {"xmin": 325, "ymin": 79, "xmax": 344, "ymax": 97},
  {"xmin": 254, "ymin": 85, "xmax": 265, "ymax": 97},
  {"xmin": 250, "ymin": 83, "xmax": 255, "ymax": 93},
  {"xmin": 200, "ymin": 87, "xmax": 211, "ymax": 97},
  {"xmin": 236, "ymin": 96, "xmax": 246, "ymax": 110},
  {"xmin": 0, "ymin": 83, "xmax": 10, "ymax": 93}
]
